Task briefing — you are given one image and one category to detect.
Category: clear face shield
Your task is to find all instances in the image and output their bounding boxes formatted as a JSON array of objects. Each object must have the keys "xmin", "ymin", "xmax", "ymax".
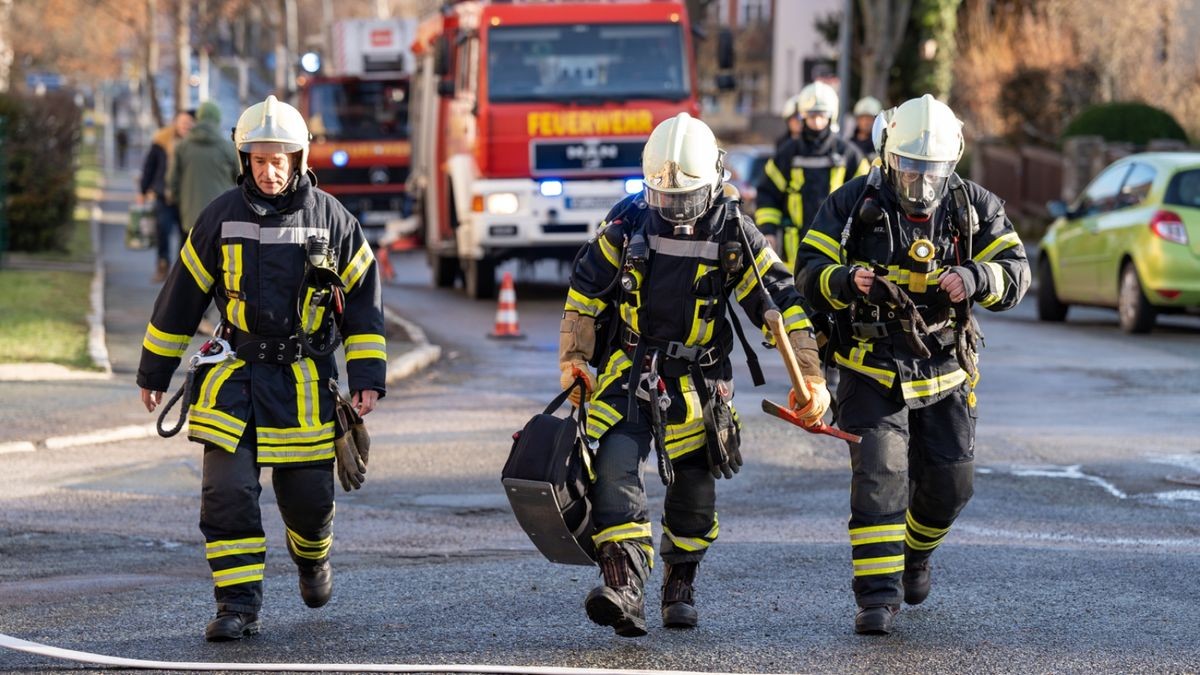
[
  {"xmin": 886, "ymin": 153, "xmax": 956, "ymax": 217},
  {"xmin": 644, "ymin": 182, "xmax": 714, "ymax": 235}
]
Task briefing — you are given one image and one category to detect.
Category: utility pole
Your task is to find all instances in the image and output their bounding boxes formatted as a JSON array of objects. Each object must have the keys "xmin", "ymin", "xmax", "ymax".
[
  {"xmin": 174, "ymin": 0, "xmax": 190, "ymax": 115},
  {"xmin": 838, "ymin": 0, "xmax": 853, "ymax": 119}
]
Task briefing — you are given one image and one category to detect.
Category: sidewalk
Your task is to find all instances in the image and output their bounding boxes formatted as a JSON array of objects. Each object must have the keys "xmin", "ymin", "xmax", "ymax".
[{"xmin": 0, "ymin": 158, "xmax": 437, "ymax": 452}]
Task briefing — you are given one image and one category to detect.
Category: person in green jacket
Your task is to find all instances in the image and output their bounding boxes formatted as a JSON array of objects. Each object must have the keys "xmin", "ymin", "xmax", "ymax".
[{"xmin": 170, "ymin": 101, "xmax": 239, "ymax": 234}]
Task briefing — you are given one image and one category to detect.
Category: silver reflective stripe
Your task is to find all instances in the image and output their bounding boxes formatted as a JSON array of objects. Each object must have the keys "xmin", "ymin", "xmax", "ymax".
[
  {"xmin": 260, "ymin": 227, "xmax": 328, "ymax": 245},
  {"xmin": 221, "ymin": 221, "xmax": 260, "ymax": 240},
  {"xmin": 647, "ymin": 235, "xmax": 720, "ymax": 260},
  {"xmin": 792, "ymin": 155, "xmax": 837, "ymax": 169}
]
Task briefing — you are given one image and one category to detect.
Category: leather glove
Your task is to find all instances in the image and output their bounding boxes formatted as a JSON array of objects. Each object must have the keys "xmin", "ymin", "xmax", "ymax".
[
  {"xmin": 333, "ymin": 395, "xmax": 368, "ymax": 491},
  {"xmin": 559, "ymin": 361, "xmax": 597, "ymax": 407},
  {"xmin": 866, "ymin": 269, "xmax": 931, "ymax": 359},
  {"xmin": 788, "ymin": 376, "xmax": 831, "ymax": 427},
  {"xmin": 704, "ymin": 385, "xmax": 742, "ymax": 480}
]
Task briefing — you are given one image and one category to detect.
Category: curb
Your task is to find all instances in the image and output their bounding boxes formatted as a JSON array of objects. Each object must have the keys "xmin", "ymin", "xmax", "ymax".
[{"xmin": 8, "ymin": 304, "xmax": 440, "ymax": 453}]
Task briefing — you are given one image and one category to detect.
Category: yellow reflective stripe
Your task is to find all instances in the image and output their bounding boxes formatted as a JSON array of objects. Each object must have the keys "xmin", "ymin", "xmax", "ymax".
[
  {"xmin": 834, "ymin": 349, "xmax": 896, "ymax": 389},
  {"xmin": 585, "ymin": 399, "xmax": 623, "ymax": 440},
  {"xmin": 685, "ymin": 264, "xmax": 716, "ymax": 346},
  {"xmin": 256, "ymin": 444, "xmax": 336, "ymax": 463},
  {"xmin": 829, "ymin": 165, "xmax": 847, "ymax": 191},
  {"xmin": 666, "ymin": 420, "xmax": 705, "ymax": 441},
  {"xmin": 205, "ymin": 537, "xmax": 267, "ymax": 559},
  {"xmin": 595, "ymin": 351, "xmax": 632, "ymax": 396},
  {"xmin": 619, "ymin": 300, "xmax": 640, "ymax": 333},
  {"xmin": 196, "ymin": 360, "xmax": 245, "ymax": 408},
  {"xmin": 786, "ymin": 192, "xmax": 802, "ymax": 229},
  {"xmin": 597, "ymin": 234, "xmax": 620, "ymax": 269},
  {"xmin": 212, "ymin": 563, "xmax": 265, "ymax": 587},
  {"xmin": 906, "ymin": 533, "xmax": 942, "ymax": 551},
  {"xmin": 764, "ymin": 159, "xmax": 786, "ymax": 191},
  {"xmin": 189, "ymin": 407, "xmax": 246, "ymax": 437},
  {"xmin": 565, "ymin": 287, "xmax": 607, "ymax": 317},
  {"xmin": 901, "ymin": 369, "xmax": 968, "ymax": 400},
  {"xmin": 974, "ymin": 232, "xmax": 1021, "ymax": 263},
  {"xmin": 803, "ymin": 229, "xmax": 842, "ymax": 263},
  {"xmin": 222, "ymin": 243, "xmax": 247, "ymax": 331},
  {"xmin": 663, "ymin": 518, "xmax": 719, "ymax": 552},
  {"xmin": 180, "ymin": 235, "xmax": 213, "ymax": 292},
  {"xmin": 781, "ymin": 304, "xmax": 812, "ymax": 332},
  {"xmin": 291, "ymin": 359, "xmax": 320, "ymax": 428},
  {"xmin": 257, "ymin": 422, "xmax": 336, "ymax": 442},
  {"xmin": 341, "ymin": 240, "xmax": 374, "ymax": 292},
  {"xmin": 906, "ymin": 511, "xmax": 950, "ymax": 538},
  {"xmin": 854, "ymin": 158, "xmax": 870, "ymax": 177},
  {"xmin": 299, "ymin": 287, "xmax": 324, "ymax": 334},
  {"xmin": 345, "ymin": 334, "xmax": 387, "ymax": 361},
  {"xmin": 142, "ymin": 323, "xmax": 191, "ymax": 358},
  {"xmin": 286, "ymin": 527, "xmax": 332, "ymax": 550},
  {"xmin": 592, "ymin": 521, "xmax": 652, "ymax": 546},
  {"xmin": 666, "ymin": 431, "xmax": 707, "ymax": 460},
  {"xmin": 978, "ymin": 261, "xmax": 1006, "ymax": 308},
  {"xmin": 819, "ymin": 264, "xmax": 849, "ymax": 310},
  {"xmin": 852, "ymin": 554, "xmax": 905, "ymax": 577},
  {"xmin": 849, "ymin": 523, "xmax": 906, "ymax": 546},
  {"xmin": 736, "ymin": 249, "xmax": 777, "ymax": 301},
  {"xmin": 189, "ymin": 426, "xmax": 240, "ymax": 453},
  {"xmin": 755, "ymin": 207, "xmax": 782, "ymax": 226}
]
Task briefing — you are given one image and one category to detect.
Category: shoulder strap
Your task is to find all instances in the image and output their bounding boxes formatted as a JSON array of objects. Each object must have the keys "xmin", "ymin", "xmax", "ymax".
[
  {"xmin": 838, "ymin": 166, "xmax": 883, "ymax": 258},
  {"xmin": 724, "ymin": 202, "xmax": 765, "ymax": 386},
  {"xmin": 946, "ymin": 173, "xmax": 978, "ymax": 257}
]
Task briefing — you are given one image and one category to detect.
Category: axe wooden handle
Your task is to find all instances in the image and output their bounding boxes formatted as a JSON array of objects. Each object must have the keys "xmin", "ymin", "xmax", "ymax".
[{"xmin": 764, "ymin": 308, "xmax": 809, "ymax": 403}]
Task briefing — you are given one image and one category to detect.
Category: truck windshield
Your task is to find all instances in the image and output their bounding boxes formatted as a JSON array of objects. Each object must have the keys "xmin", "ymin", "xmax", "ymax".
[
  {"xmin": 307, "ymin": 79, "xmax": 410, "ymax": 141},
  {"xmin": 486, "ymin": 23, "xmax": 689, "ymax": 103}
]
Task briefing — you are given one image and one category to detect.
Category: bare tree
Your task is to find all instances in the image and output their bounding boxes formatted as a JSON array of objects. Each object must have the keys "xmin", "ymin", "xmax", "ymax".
[
  {"xmin": 857, "ymin": 0, "xmax": 914, "ymax": 100},
  {"xmin": 173, "ymin": 0, "xmax": 190, "ymax": 114}
]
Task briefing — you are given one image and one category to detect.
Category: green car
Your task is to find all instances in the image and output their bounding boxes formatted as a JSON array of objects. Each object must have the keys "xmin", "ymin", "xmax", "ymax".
[{"xmin": 1038, "ymin": 152, "xmax": 1200, "ymax": 333}]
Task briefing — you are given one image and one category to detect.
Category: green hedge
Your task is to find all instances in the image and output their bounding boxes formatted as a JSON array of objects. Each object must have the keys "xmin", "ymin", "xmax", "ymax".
[
  {"xmin": 1061, "ymin": 102, "xmax": 1188, "ymax": 146},
  {"xmin": 0, "ymin": 92, "xmax": 81, "ymax": 253}
]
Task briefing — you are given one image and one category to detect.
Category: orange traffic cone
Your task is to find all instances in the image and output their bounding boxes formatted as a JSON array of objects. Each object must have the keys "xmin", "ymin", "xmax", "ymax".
[{"xmin": 488, "ymin": 272, "xmax": 525, "ymax": 339}]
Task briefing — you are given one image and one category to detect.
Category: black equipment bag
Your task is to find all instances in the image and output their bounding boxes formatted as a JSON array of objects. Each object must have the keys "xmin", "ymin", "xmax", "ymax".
[{"xmin": 501, "ymin": 379, "xmax": 597, "ymax": 566}]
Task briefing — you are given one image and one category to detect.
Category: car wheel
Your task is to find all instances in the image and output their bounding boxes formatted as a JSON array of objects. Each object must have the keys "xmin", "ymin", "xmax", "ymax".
[
  {"xmin": 429, "ymin": 249, "xmax": 458, "ymax": 288},
  {"xmin": 1118, "ymin": 262, "xmax": 1156, "ymax": 334},
  {"xmin": 1036, "ymin": 257, "xmax": 1069, "ymax": 322},
  {"xmin": 464, "ymin": 257, "xmax": 496, "ymax": 300}
]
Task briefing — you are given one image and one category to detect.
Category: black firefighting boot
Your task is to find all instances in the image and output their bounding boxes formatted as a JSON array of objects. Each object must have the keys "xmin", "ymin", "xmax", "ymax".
[
  {"xmin": 584, "ymin": 542, "xmax": 647, "ymax": 637},
  {"xmin": 204, "ymin": 611, "xmax": 261, "ymax": 642},
  {"xmin": 661, "ymin": 561, "xmax": 698, "ymax": 628},
  {"xmin": 902, "ymin": 545, "xmax": 932, "ymax": 606},
  {"xmin": 298, "ymin": 560, "xmax": 333, "ymax": 608},
  {"xmin": 854, "ymin": 605, "xmax": 899, "ymax": 635}
]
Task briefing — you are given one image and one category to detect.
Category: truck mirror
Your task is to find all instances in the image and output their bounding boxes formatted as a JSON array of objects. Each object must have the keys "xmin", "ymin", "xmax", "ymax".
[
  {"xmin": 434, "ymin": 36, "xmax": 450, "ymax": 77},
  {"xmin": 717, "ymin": 27, "xmax": 735, "ymax": 70},
  {"xmin": 437, "ymin": 79, "xmax": 455, "ymax": 98}
]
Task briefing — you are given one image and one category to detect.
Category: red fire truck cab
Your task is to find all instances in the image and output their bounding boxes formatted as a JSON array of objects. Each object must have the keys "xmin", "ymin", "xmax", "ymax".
[{"xmin": 409, "ymin": 0, "xmax": 700, "ymax": 298}]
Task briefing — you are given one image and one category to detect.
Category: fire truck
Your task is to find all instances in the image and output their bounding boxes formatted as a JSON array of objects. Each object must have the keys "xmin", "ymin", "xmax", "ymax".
[
  {"xmin": 409, "ymin": 0, "xmax": 703, "ymax": 299},
  {"xmin": 300, "ymin": 18, "xmax": 418, "ymax": 250}
]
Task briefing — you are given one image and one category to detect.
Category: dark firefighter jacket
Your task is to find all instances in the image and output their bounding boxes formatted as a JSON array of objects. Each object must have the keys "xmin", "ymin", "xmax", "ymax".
[
  {"xmin": 566, "ymin": 193, "xmax": 813, "ymax": 460},
  {"xmin": 794, "ymin": 171, "xmax": 1030, "ymax": 409},
  {"xmin": 136, "ymin": 174, "xmax": 387, "ymax": 464},
  {"xmin": 756, "ymin": 128, "xmax": 869, "ymax": 268}
]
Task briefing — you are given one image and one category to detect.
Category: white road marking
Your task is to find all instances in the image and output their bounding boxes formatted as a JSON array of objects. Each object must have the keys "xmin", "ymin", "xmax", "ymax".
[
  {"xmin": 1005, "ymin": 464, "xmax": 1127, "ymax": 499},
  {"xmin": 0, "ymin": 441, "xmax": 36, "ymax": 454},
  {"xmin": 957, "ymin": 524, "xmax": 1200, "ymax": 549},
  {"xmin": 43, "ymin": 424, "xmax": 160, "ymax": 450}
]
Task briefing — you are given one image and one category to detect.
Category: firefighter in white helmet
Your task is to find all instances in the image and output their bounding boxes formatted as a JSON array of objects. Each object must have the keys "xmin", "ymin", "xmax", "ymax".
[
  {"xmin": 849, "ymin": 96, "xmax": 884, "ymax": 161},
  {"xmin": 137, "ymin": 95, "xmax": 387, "ymax": 642},
  {"xmin": 777, "ymin": 94, "xmax": 804, "ymax": 148},
  {"xmin": 756, "ymin": 81, "xmax": 869, "ymax": 270},
  {"xmin": 794, "ymin": 95, "xmax": 1030, "ymax": 635},
  {"xmin": 558, "ymin": 112, "xmax": 825, "ymax": 637}
]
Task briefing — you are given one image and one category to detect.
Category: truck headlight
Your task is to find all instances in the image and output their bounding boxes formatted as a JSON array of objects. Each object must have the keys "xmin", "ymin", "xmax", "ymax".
[{"xmin": 485, "ymin": 192, "xmax": 520, "ymax": 215}]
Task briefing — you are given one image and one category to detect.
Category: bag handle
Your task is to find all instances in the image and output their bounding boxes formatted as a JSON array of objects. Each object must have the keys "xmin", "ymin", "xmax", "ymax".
[{"xmin": 543, "ymin": 377, "xmax": 585, "ymax": 415}]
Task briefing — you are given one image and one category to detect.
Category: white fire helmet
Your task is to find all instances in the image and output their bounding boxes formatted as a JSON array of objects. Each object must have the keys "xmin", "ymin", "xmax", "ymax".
[
  {"xmin": 879, "ymin": 94, "xmax": 964, "ymax": 217},
  {"xmin": 797, "ymin": 81, "xmax": 839, "ymax": 121},
  {"xmin": 233, "ymin": 95, "xmax": 311, "ymax": 178},
  {"xmin": 641, "ymin": 112, "xmax": 724, "ymax": 233},
  {"xmin": 853, "ymin": 96, "xmax": 883, "ymax": 118}
]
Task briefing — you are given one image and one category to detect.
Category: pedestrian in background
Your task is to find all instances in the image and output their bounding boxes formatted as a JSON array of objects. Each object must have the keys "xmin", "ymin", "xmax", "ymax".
[
  {"xmin": 138, "ymin": 110, "xmax": 194, "ymax": 282},
  {"xmin": 169, "ymin": 101, "xmax": 239, "ymax": 235}
]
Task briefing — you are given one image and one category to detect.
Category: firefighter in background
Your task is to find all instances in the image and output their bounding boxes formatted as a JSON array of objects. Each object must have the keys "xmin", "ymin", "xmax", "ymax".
[
  {"xmin": 849, "ymin": 96, "xmax": 883, "ymax": 162},
  {"xmin": 756, "ymin": 81, "xmax": 870, "ymax": 270},
  {"xmin": 137, "ymin": 95, "xmax": 387, "ymax": 642},
  {"xmin": 560, "ymin": 113, "xmax": 828, "ymax": 637},
  {"xmin": 794, "ymin": 95, "xmax": 1029, "ymax": 635},
  {"xmin": 776, "ymin": 94, "xmax": 803, "ymax": 149}
]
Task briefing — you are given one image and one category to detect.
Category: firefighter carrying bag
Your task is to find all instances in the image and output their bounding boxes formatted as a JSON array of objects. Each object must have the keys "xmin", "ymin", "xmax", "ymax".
[{"xmin": 501, "ymin": 378, "xmax": 597, "ymax": 566}]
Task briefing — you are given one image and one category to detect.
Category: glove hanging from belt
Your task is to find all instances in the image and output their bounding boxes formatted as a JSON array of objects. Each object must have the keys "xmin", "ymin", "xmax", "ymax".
[
  {"xmin": 952, "ymin": 299, "xmax": 978, "ymax": 377},
  {"xmin": 865, "ymin": 265, "xmax": 931, "ymax": 359},
  {"xmin": 330, "ymin": 381, "xmax": 370, "ymax": 491}
]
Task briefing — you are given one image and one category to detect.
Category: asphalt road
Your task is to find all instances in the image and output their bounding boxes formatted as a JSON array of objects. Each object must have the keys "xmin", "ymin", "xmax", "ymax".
[{"xmin": 2, "ymin": 251, "xmax": 1199, "ymax": 673}]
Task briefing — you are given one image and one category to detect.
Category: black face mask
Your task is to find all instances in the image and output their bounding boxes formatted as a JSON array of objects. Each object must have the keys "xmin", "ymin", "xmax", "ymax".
[{"xmin": 801, "ymin": 124, "xmax": 831, "ymax": 144}]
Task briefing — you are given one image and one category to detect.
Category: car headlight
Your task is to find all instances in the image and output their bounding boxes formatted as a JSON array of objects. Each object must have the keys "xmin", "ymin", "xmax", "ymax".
[{"xmin": 485, "ymin": 192, "xmax": 520, "ymax": 215}]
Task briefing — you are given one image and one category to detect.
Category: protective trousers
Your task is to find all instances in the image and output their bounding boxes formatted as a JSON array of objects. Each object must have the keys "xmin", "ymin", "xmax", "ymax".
[
  {"xmin": 836, "ymin": 372, "xmax": 976, "ymax": 608},
  {"xmin": 199, "ymin": 423, "xmax": 335, "ymax": 614},
  {"xmin": 590, "ymin": 415, "xmax": 719, "ymax": 576}
]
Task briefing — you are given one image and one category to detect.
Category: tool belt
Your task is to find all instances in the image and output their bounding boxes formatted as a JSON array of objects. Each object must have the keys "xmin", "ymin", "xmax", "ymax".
[
  {"xmin": 221, "ymin": 326, "xmax": 302, "ymax": 364},
  {"xmin": 850, "ymin": 306, "xmax": 953, "ymax": 341},
  {"xmin": 621, "ymin": 326, "xmax": 722, "ymax": 373}
]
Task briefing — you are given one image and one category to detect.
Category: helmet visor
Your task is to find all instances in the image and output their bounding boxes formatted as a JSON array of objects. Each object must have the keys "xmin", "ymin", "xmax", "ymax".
[
  {"xmin": 240, "ymin": 141, "xmax": 304, "ymax": 155},
  {"xmin": 644, "ymin": 182, "xmax": 713, "ymax": 224},
  {"xmin": 886, "ymin": 153, "xmax": 955, "ymax": 215}
]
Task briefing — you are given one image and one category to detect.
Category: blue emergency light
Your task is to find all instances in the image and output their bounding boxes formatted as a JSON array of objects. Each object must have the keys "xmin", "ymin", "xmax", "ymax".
[
  {"xmin": 539, "ymin": 180, "xmax": 563, "ymax": 197},
  {"xmin": 625, "ymin": 178, "xmax": 643, "ymax": 194},
  {"xmin": 331, "ymin": 150, "xmax": 349, "ymax": 167}
]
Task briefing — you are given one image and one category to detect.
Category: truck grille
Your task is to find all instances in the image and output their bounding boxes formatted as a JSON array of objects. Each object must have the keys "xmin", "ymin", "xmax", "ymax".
[{"xmin": 314, "ymin": 166, "xmax": 411, "ymax": 187}]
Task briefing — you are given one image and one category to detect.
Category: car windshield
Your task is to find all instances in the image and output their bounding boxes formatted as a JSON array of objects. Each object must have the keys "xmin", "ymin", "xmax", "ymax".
[
  {"xmin": 307, "ymin": 79, "xmax": 409, "ymax": 141},
  {"xmin": 1165, "ymin": 168, "xmax": 1200, "ymax": 209},
  {"xmin": 486, "ymin": 23, "xmax": 689, "ymax": 103}
]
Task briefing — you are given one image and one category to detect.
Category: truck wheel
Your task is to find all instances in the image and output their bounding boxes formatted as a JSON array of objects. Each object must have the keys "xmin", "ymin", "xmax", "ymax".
[
  {"xmin": 430, "ymin": 249, "xmax": 458, "ymax": 288},
  {"xmin": 464, "ymin": 258, "xmax": 496, "ymax": 300},
  {"xmin": 1036, "ymin": 257, "xmax": 1069, "ymax": 322},
  {"xmin": 1118, "ymin": 262, "xmax": 1156, "ymax": 334}
]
